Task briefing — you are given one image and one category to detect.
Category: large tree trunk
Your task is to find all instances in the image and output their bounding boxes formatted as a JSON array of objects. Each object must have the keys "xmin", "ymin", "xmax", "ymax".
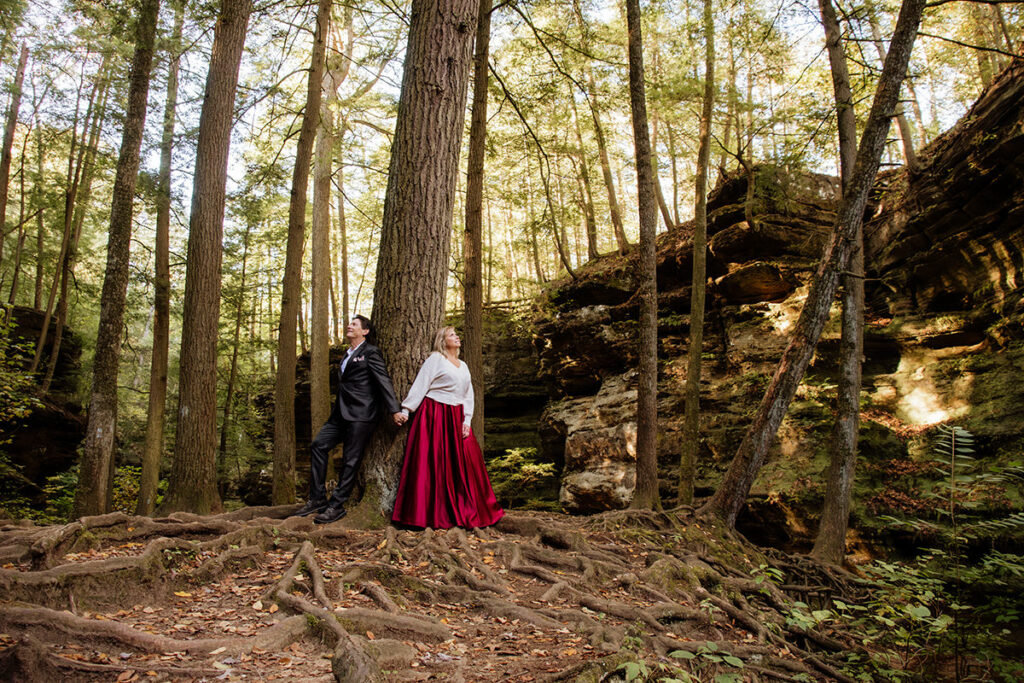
[
  {"xmin": 137, "ymin": 0, "xmax": 183, "ymax": 516},
  {"xmin": 356, "ymin": 0, "xmax": 478, "ymax": 519},
  {"xmin": 698, "ymin": 0, "xmax": 925, "ymax": 528},
  {"xmin": 161, "ymin": 0, "xmax": 252, "ymax": 515},
  {"xmin": 624, "ymin": 0, "xmax": 659, "ymax": 511},
  {"xmin": 463, "ymin": 0, "xmax": 491, "ymax": 449},
  {"xmin": 678, "ymin": 0, "xmax": 714, "ymax": 506},
  {"xmin": 271, "ymin": 0, "xmax": 330, "ymax": 505},
  {"xmin": 811, "ymin": 0, "xmax": 862, "ymax": 564},
  {"xmin": 74, "ymin": 0, "xmax": 160, "ymax": 517},
  {"xmin": 0, "ymin": 43, "xmax": 27, "ymax": 268}
]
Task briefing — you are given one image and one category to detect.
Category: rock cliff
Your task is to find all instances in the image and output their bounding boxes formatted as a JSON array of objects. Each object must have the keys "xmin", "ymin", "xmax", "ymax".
[{"xmin": 530, "ymin": 58, "xmax": 1024, "ymax": 551}]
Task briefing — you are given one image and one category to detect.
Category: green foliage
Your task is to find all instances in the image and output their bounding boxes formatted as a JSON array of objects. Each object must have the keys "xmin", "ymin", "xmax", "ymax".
[
  {"xmin": 0, "ymin": 308, "xmax": 44, "ymax": 520},
  {"xmin": 832, "ymin": 425, "xmax": 1024, "ymax": 681},
  {"xmin": 608, "ymin": 642, "xmax": 746, "ymax": 683},
  {"xmin": 487, "ymin": 447, "xmax": 559, "ymax": 510}
]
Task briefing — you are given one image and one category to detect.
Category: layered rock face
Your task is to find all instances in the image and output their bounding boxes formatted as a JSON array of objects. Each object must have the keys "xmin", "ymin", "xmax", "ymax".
[{"xmin": 533, "ymin": 58, "xmax": 1024, "ymax": 547}]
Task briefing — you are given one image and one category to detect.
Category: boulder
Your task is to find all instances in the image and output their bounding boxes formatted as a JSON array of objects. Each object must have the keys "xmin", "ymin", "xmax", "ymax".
[{"xmin": 541, "ymin": 375, "xmax": 638, "ymax": 513}]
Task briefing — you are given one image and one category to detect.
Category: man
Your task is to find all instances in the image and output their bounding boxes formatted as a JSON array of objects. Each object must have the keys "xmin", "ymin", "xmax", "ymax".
[{"xmin": 294, "ymin": 315, "xmax": 406, "ymax": 524}]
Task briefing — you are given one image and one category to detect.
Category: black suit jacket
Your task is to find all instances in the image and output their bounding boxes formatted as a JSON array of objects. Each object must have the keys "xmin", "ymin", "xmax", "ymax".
[{"xmin": 331, "ymin": 342, "xmax": 401, "ymax": 423}]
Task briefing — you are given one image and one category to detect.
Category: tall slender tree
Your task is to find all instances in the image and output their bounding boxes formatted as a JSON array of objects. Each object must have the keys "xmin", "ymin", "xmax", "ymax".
[
  {"xmin": 0, "ymin": 43, "xmax": 26, "ymax": 267},
  {"xmin": 161, "ymin": 0, "xmax": 253, "ymax": 514},
  {"xmin": 74, "ymin": 0, "xmax": 160, "ymax": 516},
  {"xmin": 309, "ymin": 3, "xmax": 340, "ymax": 452},
  {"xmin": 811, "ymin": 0, "xmax": 863, "ymax": 564},
  {"xmin": 624, "ymin": 0, "xmax": 660, "ymax": 510},
  {"xmin": 272, "ymin": 0, "xmax": 331, "ymax": 505},
  {"xmin": 464, "ymin": 0, "xmax": 492, "ymax": 448},
  {"xmin": 137, "ymin": 0, "xmax": 184, "ymax": 516},
  {"xmin": 679, "ymin": 0, "xmax": 714, "ymax": 506},
  {"xmin": 699, "ymin": 0, "xmax": 926, "ymax": 527}
]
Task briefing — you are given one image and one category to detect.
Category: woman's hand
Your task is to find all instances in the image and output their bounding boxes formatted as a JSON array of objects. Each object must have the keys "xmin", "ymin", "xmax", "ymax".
[
  {"xmin": 393, "ymin": 412, "xmax": 408, "ymax": 426},
  {"xmin": 462, "ymin": 423, "xmax": 471, "ymax": 439}
]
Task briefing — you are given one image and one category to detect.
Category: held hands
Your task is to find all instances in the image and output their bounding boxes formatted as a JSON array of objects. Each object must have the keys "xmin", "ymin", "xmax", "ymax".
[
  {"xmin": 393, "ymin": 412, "xmax": 408, "ymax": 426},
  {"xmin": 462, "ymin": 423, "xmax": 471, "ymax": 439}
]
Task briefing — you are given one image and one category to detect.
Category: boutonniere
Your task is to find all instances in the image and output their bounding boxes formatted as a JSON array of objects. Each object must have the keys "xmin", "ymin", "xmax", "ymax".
[{"xmin": 352, "ymin": 356, "xmax": 367, "ymax": 362}]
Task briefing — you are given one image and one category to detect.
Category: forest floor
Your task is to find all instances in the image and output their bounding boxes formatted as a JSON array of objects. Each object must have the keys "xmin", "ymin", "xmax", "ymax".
[{"xmin": 0, "ymin": 506, "xmax": 873, "ymax": 682}]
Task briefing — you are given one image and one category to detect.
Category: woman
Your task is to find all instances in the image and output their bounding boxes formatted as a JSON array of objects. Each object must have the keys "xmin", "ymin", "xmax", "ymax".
[{"xmin": 391, "ymin": 326, "xmax": 504, "ymax": 529}]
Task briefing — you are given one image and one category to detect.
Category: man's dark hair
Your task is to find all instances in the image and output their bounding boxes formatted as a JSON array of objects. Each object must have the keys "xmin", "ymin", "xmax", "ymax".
[{"xmin": 353, "ymin": 315, "xmax": 372, "ymax": 334}]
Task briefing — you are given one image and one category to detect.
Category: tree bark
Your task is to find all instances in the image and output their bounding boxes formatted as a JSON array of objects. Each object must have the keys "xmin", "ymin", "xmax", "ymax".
[
  {"xmin": 0, "ymin": 43, "xmax": 27, "ymax": 268},
  {"xmin": 74, "ymin": 0, "xmax": 160, "ymax": 517},
  {"xmin": 679, "ymin": 0, "xmax": 714, "ymax": 507},
  {"xmin": 161, "ymin": 0, "xmax": 253, "ymax": 514},
  {"xmin": 358, "ymin": 0, "xmax": 479, "ymax": 516},
  {"xmin": 137, "ymin": 0, "xmax": 184, "ymax": 516},
  {"xmin": 464, "ymin": 0, "xmax": 491, "ymax": 449},
  {"xmin": 811, "ymin": 0, "xmax": 862, "ymax": 564},
  {"xmin": 698, "ymin": 0, "xmax": 925, "ymax": 528},
  {"xmin": 271, "ymin": 0, "xmax": 331, "ymax": 505},
  {"xmin": 624, "ymin": 0, "xmax": 660, "ymax": 511}
]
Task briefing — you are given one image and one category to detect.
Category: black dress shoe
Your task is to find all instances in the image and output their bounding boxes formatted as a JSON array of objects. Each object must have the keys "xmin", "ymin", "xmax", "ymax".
[
  {"xmin": 294, "ymin": 499, "xmax": 328, "ymax": 517},
  {"xmin": 314, "ymin": 505, "xmax": 347, "ymax": 524}
]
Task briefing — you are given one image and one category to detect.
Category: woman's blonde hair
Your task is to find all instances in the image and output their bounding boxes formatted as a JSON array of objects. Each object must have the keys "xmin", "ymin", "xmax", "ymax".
[{"xmin": 433, "ymin": 326, "xmax": 457, "ymax": 355}]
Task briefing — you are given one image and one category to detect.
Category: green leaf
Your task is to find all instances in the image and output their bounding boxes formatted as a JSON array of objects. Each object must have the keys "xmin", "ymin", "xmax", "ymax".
[
  {"xmin": 905, "ymin": 605, "xmax": 930, "ymax": 619},
  {"xmin": 670, "ymin": 650, "xmax": 696, "ymax": 660},
  {"xmin": 722, "ymin": 655, "xmax": 745, "ymax": 668}
]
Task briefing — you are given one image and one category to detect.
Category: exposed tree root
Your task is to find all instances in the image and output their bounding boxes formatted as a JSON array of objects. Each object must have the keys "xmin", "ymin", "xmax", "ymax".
[
  {"xmin": 0, "ymin": 604, "xmax": 309, "ymax": 655},
  {"xmin": 0, "ymin": 508, "xmax": 893, "ymax": 681}
]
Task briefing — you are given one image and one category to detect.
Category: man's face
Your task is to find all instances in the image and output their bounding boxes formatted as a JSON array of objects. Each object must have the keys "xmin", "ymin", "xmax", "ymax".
[{"xmin": 346, "ymin": 318, "xmax": 368, "ymax": 343}]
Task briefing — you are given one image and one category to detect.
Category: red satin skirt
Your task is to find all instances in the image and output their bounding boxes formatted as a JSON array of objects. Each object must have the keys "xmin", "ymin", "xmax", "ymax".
[{"xmin": 391, "ymin": 397, "xmax": 504, "ymax": 529}]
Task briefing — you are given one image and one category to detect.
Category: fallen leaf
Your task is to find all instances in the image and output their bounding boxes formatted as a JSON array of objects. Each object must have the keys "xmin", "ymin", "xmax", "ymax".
[
  {"xmin": 209, "ymin": 647, "xmax": 226, "ymax": 655},
  {"xmin": 366, "ymin": 631, "xmax": 375, "ymax": 640},
  {"xmin": 252, "ymin": 600, "xmax": 263, "ymax": 611},
  {"xmin": 173, "ymin": 591, "xmax": 191, "ymax": 598},
  {"xmin": 268, "ymin": 604, "xmax": 279, "ymax": 613}
]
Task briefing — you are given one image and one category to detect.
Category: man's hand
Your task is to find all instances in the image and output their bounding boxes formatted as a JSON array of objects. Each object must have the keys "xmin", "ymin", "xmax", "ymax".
[
  {"xmin": 393, "ymin": 412, "xmax": 408, "ymax": 426},
  {"xmin": 462, "ymin": 423, "xmax": 471, "ymax": 439}
]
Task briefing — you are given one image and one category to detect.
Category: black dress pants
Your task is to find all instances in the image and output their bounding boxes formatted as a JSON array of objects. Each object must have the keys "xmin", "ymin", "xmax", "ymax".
[{"xmin": 309, "ymin": 417, "xmax": 375, "ymax": 506}]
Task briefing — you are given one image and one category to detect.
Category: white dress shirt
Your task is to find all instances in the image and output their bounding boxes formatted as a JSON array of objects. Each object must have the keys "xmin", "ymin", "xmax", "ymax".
[{"xmin": 340, "ymin": 340, "xmax": 365, "ymax": 374}]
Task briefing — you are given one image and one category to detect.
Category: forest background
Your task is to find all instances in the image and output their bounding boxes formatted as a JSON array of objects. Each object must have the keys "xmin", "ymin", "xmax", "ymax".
[
  {"xmin": 0, "ymin": 0, "xmax": 1017, "ymax": 516},
  {"xmin": 0, "ymin": 0, "xmax": 1021, "ymax": 678}
]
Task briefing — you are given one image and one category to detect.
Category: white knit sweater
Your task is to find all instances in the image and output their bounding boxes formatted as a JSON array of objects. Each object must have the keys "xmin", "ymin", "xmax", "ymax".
[{"xmin": 401, "ymin": 352, "xmax": 475, "ymax": 426}]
